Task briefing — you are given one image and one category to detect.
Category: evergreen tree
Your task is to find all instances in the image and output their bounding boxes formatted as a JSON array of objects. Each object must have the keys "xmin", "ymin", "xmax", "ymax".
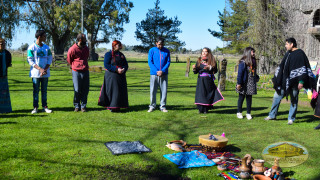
[
  {"xmin": 135, "ymin": 0, "xmax": 185, "ymax": 52},
  {"xmin": 208, "ymin": 0, "xmax": 249, "ymax": 54}
]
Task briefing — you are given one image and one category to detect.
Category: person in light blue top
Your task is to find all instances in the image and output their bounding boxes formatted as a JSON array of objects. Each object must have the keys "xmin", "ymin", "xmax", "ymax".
[
  {"xmin": 27, "ymin": 30, "xmax": 53, "ymax": 114},
  {"xmin": 148, "ymin": 37, "xmax": 171, "ymax": 112}
]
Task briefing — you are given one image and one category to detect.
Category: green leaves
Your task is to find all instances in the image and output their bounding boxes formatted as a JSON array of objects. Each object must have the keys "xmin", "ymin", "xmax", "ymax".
[
  {"xmin": 0, "ymin": 0, "xmax": 25, "ymax": 46},
  {"xmin": 134, "ymin": 0, "xmax": 185, "ymax": 52},
  {"xmin": 209, "ymin": 0, "xmax": 249, "ymax": 54}
]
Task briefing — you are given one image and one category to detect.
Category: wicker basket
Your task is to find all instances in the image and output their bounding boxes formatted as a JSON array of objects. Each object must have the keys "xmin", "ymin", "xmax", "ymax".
[{"xmin": 199, "ymin": 134, "xmax": 228, "ymax": 152}]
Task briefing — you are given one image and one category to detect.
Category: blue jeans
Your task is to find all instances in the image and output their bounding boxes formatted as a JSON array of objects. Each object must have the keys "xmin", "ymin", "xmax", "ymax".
[
  {"xmin": 32, "ymin": 77, "xmax": 48, "ymax": 108},
  {"xmin": 149, "ymin": 75, "xmax": 168, "ymax": 110},
  {"xmin": 72, "ymin": 70, "xmax": 89, "ymax": 109},
  {"xmin": 268, "ymin": 88, "xmax": 299, "ymax": 121}
]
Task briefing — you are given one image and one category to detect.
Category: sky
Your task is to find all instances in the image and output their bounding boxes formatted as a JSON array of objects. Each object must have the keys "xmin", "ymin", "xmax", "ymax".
[{"xmin": 11, "ymin": 0, "xmax": 225, "ymax": 51}]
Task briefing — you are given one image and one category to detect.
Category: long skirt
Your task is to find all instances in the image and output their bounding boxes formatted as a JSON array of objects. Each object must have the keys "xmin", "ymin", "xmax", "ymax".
[
  {"xmin": 195, "ymin": 76, "xmax": 224, "ymax": 112},
  {"xmin": 98, "ymin": 71, "xmax": 129, "ymax": 109},
  {"xmin": 314, "ymin": 95, "xmax": 320, "ymax": 118},
  {"xmin": 0, "ymin": 77, "xmax": 12, "ymax": 113}
]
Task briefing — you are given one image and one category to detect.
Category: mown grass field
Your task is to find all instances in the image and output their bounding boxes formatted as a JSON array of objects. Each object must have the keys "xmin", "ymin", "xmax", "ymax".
[{"xmin": 0, "ymin": 54, "xmax": 319, "ymax": 179}]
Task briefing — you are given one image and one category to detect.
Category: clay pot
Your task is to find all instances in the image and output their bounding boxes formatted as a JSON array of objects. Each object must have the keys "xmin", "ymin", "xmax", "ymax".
[
  {"xmin": 271, "ymin": 158, "xmax": 282, "ymax": 176},
  {"xmin": 239, "ymin": 156, "xmax": 251, "ymax": 172},
  {"xmin": 251, "ymin": 159, "xmax": 266, "ymax": 174},
  {"xmin": 253, "ymin": 175, "xmax": 272, "ymax": 180},
  {"xmin": 239, "ymin": 171, "xmax": 251, "ymax": 179}
]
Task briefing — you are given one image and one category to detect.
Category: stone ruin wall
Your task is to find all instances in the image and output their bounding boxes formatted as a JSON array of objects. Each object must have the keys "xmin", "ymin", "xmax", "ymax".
[{"xmin": 277, "ymin": 0, "xmax": 320, "ymax": 62}]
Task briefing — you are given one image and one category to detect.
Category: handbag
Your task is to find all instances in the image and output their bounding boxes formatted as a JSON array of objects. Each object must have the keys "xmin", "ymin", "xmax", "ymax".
[{"xmin": 255, "ymin": 74, "xmax": 260, "ymax": 82}]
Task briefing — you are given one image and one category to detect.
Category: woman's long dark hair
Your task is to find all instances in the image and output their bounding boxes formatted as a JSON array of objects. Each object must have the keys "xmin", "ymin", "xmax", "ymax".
[
  {"xmin": 197, "ymin": 47, "xmax": 216, "ymax": 68},
  {"xmin": 239, "ymin": 47, "xmax": 256, "ymax": 69}
]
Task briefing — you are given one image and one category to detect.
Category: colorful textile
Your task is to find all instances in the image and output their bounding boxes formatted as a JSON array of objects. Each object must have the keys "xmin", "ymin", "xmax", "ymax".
[
  {"xmin": 0, "ymin": 77, "xmax": 12, "ymax": 113},
  {"xmin": 105, "ymin": 141, "xmax": 152, "ymax": 155},
  {"xmin": 204, "ymin": 152, "xmax": 241, "ymax": 172},
  {"xmin": 163, "ymin": 150, "xmax": 216, "ymax": 169}
]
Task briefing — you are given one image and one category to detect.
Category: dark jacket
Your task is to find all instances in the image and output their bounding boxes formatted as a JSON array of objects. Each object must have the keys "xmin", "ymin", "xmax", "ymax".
[
  {"xmin": 0, "ymin": 49, "xmax": 12, "ymax": 77},
  {"xmin": 237, "ymin": 60, "xmax": 248, "ymax": 85},
  {"xmin": 104, "ymin": 51, "xmax": 128, "ymax": 73},
  {"xmin": 273, "ymin": 49, "xmax": 314, "ymax": 95}
]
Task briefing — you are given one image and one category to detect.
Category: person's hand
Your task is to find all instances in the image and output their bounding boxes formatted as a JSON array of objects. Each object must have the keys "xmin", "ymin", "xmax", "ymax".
[
  {"xmin": 117, "ymin": 68, "xmax": 124, "ymax": 74},
  {"xmin": 39, "ymin": 68, "xmax": 45, "ymax": 77},
  {"xmin": 39, "ymin": 68, "xmax": 45, "ymax": 74},
  {"xmin": 298, "ymin": 83, "xmax": 303, "ymax": 90},
  {"xmin": 236, "ymin": 84, "xmax": 241, "ymax": 90},
  {"xmin": 157, "ymin": 71, "xmax": 163, "ymax": 77},
  {"xmin": 192, "ymin": 64, "xmax": 196, "ymax": 69}
]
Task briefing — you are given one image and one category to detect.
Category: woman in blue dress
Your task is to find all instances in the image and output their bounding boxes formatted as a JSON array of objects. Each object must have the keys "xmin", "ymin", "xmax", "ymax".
[{"xmin": 0, "ymin": 38, "xmax": 12, "ymax": 113}]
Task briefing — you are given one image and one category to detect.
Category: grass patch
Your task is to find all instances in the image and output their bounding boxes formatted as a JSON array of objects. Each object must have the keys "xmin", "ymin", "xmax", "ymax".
[{"xmin": 0, "ymin": 55, "xmax": 319, "ymax": 179}]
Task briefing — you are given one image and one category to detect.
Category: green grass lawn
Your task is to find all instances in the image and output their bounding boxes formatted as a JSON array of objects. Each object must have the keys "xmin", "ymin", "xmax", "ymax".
[{"xmin": 1, "ymin": 55, "xmax": 320, "ymax": 179}]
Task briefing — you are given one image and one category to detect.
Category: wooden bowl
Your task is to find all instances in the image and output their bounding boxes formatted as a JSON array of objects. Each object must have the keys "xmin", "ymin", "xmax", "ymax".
[{"xmin": 199, "ymin": 134, "xmax": 228, "ymax": 149}]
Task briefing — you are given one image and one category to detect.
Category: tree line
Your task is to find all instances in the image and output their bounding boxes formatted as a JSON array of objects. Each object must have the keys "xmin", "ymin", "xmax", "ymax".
[
  {"xmin": 210, "ymin": 0, "xmax": 286, "ymax": 73},
  {"xmin": 1, "ymin": 0, "xmax": 187, "ymax": 60}
]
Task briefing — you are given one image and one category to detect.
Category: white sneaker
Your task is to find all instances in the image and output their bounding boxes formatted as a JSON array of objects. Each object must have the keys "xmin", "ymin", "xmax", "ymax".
[
  {"xmin": 236, "ymin": 113, "xmax": 243, "ymax": 119},
  {"xmin": 31, "ymin": 108, "xmax": 38, "ymax": 114},
  {"xmin": 246, "ymin": 114, "xmax": 252, "ymax": 120},
  {"xmin": 161, "ymin": 108, "xmax": 168, "ymax": 113},
  {"xmin": 147, "ymin": 107, "xmax": 154, "ymax": 112},
  {"xmin": 288, "ymin": 120, "xmax": 293, "ymax": 125},
  {"xmin": 43, "ymin": 107, "xmax": 52, "ymax": 113}
]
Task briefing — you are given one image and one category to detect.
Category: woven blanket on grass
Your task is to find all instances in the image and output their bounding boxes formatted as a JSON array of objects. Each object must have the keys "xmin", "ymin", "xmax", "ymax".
[
  {"xmin": 205, "ymin": 152, "xmax": 241, "ymax": 172},
  {"xmin": 104, "ymin": 141, "xmax": 152, "ymax": 155},
  {"xmin": 163, "ymin": 150, "xmax": 216, "ymax": 168}
]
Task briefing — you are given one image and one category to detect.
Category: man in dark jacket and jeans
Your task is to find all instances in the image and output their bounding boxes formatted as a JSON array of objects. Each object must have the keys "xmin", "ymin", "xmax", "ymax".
[
  {"xmin": 264, "ymin": 38, "xmax": 314, "ymax": 125},
  {"xmin": 67, "ymin": 33, "xmax": 90, "ymax": 112}
]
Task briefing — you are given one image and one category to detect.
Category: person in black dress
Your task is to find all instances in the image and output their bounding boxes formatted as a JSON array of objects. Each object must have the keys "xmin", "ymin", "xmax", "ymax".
[
  {"xmin": 98, "ymin": 40, "xmax": 129, "ymax": 112},
  {"xmin": 192, "ymin": 47, "xmax": 224, "ymax": 114}
]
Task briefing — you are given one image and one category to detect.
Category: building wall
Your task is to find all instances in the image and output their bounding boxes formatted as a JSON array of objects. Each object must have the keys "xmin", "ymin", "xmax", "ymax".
[{"xmin": 277, "ymin": 0, "xmax": 320, "ymax": 62}]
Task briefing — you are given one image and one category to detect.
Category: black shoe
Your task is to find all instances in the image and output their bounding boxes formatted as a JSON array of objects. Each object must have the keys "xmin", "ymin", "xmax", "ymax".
[
  {"xmin": 110, "ymin": 109, "xmax": 120, "ymax": 113},
  {"xmin": 315, "ymin": 124, "xmax": 320, "ymax": 130}
]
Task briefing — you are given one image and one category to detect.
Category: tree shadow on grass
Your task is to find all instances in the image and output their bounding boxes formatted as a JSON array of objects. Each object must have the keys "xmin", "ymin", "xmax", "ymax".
[
  {"xmin": 1, "ymin": 113, "xmax": 47, "ymax": 118},
  {"xmin": 22, "ymin": 156, "xmax": 188, "ymax": 179},
  {"xmin": 0, "ymin": 121, "xmax": 17, "ymax": 125}
]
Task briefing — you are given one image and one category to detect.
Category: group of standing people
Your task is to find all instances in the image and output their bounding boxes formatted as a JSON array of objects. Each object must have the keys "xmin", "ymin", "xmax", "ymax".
[
  {"xmin": 1, "ymin": 31, "xmax": 320, "ymax": 129},
  {"xmin": 234, "ymin": 38, "xmax": 317, "ymax": 128}
]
